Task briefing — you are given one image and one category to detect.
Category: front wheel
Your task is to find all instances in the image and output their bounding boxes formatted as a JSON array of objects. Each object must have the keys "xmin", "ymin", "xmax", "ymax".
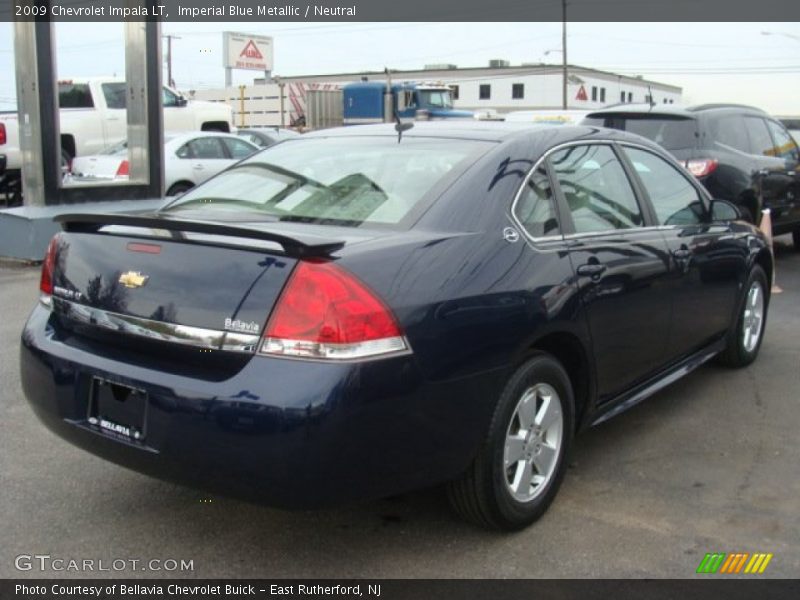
[
  {"xmin": 718, "ymin": 265, "xmax": 769, "ymax": 367},
  {"xmin": 447, "ymin": 354, "xmax": 574, "ymax": 530}
]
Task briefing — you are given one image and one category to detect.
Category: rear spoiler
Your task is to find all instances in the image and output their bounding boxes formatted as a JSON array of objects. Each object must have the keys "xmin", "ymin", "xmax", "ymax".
[{"xmin": 55, "ymin": 212, "xmax": 345, "ymax": 257}]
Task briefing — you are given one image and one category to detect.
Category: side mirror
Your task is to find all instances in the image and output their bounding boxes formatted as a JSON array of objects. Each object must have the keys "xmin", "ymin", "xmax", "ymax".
[
  {"xmin": 710, "ymin": 199, "xmax": 740, "ymax": 222},
  {"xmin": 176, "ymin": 95, "xmax": 188, "ymax": 107}
]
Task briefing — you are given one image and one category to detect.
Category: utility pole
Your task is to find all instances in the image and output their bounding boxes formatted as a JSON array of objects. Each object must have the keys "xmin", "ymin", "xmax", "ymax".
[
  {"xmin": 561, "ymin": 0, "xmax": 568, "ymax": 109},
  {"xmin": 163, "ymin": 34, "xmax": 181, "ymax": 88}
]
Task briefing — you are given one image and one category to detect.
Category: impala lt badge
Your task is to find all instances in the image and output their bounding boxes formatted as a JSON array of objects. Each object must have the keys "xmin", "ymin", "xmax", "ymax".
[{"xmin": 118, "ymin": 271, "xmax": 149, "ymax": 289}]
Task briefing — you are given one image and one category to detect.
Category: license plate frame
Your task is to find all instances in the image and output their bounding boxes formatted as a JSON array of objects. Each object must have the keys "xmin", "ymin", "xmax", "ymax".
[{"xmin": 87, "ymin": 377, "xmax": 148, "ymax": 443}]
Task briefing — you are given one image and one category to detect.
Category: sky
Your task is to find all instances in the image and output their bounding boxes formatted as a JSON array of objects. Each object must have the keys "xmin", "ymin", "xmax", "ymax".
[{"xmin": 0, "ymin": 21, "xmax": 798, "ymax": 114}]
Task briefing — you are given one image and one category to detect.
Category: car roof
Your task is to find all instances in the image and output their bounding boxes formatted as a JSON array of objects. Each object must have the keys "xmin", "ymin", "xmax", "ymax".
[
  {"xmin": 165, "ymin": 131, "xmax": 259, "ymax": 148},
  {"xmin": 302, "ymin": 120, "xmax": 582, "ymax": 142},
  {"xmin": 296, "ymin": 121, "xmax": 674, "ymax": 161},
  {"xmin": 586, "ymin": 102, "xmax": 768, "ymax": 119}
]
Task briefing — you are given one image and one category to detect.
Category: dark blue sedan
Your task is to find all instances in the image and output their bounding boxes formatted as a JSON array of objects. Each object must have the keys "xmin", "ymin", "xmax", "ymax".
[{"xmin": 21, "ymin": 122, "xmax": 772, "ymax": 530}]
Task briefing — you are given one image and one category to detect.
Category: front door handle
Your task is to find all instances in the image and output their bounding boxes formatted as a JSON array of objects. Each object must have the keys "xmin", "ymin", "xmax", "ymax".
[
  {"xmin": 672, "ymin": 248, "xmax": 691, "ymax": 260},
  {"xmin": 576, "ymin": 263, "xmax": 607, "ymax": 277}
]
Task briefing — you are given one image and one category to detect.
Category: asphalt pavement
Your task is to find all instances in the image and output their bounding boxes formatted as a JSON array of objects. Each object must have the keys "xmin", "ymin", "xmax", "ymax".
[{"xmin": 1, "ymin": 237, "xmax": 798, "ymax": 579}]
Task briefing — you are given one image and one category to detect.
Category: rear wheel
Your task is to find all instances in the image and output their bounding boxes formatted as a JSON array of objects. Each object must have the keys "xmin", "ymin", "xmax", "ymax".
[
  {"xmin": 447, "ymin": 354, "xmax": 574, "ymax": 530},
  {"xmin": 718, "ymin": 265, "xmax": 768, "ymax": 367},
  {"xmin": 167, "ymin": 182, "xmax": 193, "ymax": 197}
]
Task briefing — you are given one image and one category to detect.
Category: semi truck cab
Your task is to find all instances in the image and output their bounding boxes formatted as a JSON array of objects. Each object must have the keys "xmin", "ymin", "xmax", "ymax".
[{"xmin": 343, "ymin": 81, "xmax": 473, "ymax": 125}]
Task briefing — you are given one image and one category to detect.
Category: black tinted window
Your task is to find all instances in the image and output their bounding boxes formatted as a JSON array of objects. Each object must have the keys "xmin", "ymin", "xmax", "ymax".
[
  {"xmin": 550, "ymin": 145, "xmax": 643, "ymax": 233},
  {"xmin": 744, "ymin": 117, "xmax": 775, "ymax": 156},
  {"xmin": 622, "ymin": 117, "xmax": 698, "ymax": 151},
  {"xmin": 710, "ymin": 115, "xmax": 750, "ymax": 153},
  {"xmin": 624, "ymin": 147, "xmax": 705, "ymax": 226},
  {"xmin": 514, "ymin": 166, "xmax": 560, "ymax": 238},
  {"xmin": 765, "ymin": 120, "xmax": 800, "ymax": 162},
  {"xmin": 58, "ymin": 83, "xmax": 93, "ymax": 108}
]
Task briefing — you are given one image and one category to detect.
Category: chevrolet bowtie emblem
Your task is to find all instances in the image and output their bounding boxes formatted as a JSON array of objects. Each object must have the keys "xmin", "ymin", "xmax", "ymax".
[{"xmin": 118, "ymin": 271, "xmax": 149, "ymax": 289}]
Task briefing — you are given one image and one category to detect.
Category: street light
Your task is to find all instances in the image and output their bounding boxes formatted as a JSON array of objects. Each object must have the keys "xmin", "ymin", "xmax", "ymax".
[{"xmin": 761, "ymin": 31, "xmax": 800, "ymax": 42}]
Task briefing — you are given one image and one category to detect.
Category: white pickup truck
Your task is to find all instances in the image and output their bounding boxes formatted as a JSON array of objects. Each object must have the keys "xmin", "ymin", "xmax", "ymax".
[{"xmin": 0, "ymin": 77, "xmax": 234, "ymax": 204}]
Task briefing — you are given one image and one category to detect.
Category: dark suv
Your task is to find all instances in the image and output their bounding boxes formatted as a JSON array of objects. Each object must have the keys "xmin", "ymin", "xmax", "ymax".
[{"xmin": 582, "ymin": 104, "xmax": 800, "ymax": 247}]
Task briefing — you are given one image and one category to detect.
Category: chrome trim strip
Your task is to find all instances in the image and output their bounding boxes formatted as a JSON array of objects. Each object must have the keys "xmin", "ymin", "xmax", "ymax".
[{"xmin": 52, "ymin": 297, "xmax": 260, "ymax": 354}]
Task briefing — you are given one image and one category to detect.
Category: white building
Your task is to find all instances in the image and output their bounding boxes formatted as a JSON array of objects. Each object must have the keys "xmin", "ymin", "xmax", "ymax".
[
  {"xmin": 271, "ymin": 61, "xmax": 682, "ymax": 114},
  {"xmin": 190, "ymin": 61, "xmax": 682, "ymax": 128}
]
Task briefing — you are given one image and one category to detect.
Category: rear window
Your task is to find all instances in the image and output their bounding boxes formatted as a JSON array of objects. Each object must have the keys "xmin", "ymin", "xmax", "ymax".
[
  {"xmin": 163, "ymin": 136, "xmax": 491, "ymax": 227},
  {"xmin": 58, "ymin": 83, "xmax": 93, "ymax": 109},
  {"xmin": 584, "ymin": 114, "xmax": 698, "ymax": 151}
]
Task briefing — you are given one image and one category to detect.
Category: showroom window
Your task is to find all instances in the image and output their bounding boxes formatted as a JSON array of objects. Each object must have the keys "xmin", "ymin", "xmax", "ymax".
[
  {"xmin": 591, "ymin": 86, "xmax": 598, "ymax": 101},
  {"xmin": 512, "ymin": 83, "xmax": 524, "ymax": 99},
  {"xmin": 479, "ymin": 84, "xmax": 491, "ymax": 100},
  {"xmin": 600, "ymin": 88, "xmax": 606, "ymax": 103},
  {"xmin": 550, "ymin": 144, "xmax": 644, "ymax": 233}
]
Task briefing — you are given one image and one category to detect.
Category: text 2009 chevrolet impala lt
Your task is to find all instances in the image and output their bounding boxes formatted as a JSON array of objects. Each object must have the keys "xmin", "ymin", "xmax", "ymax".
[{"xmin": 21, "ymin": 122, "xmax": 771, "ymax": 530}]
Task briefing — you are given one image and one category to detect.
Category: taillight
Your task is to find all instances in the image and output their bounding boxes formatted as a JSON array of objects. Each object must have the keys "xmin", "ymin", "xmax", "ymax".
[
  {"xmin": 39, "ymin": 234, "xmax": 60, "ymax": 306},
  {"xmin": 0, "ymin": 122, "xmax": 6, "ymax": 145},
  {"xmin": 260, "ymin": 261, "xmax": 408, "ymax": 360},
  {"xmin": 685, "ymin": 159, "xmax": 718, "ymax": 178},
  {"xmin": 116, "ymin": 160, "xmax": 130, "ymax": 177}
]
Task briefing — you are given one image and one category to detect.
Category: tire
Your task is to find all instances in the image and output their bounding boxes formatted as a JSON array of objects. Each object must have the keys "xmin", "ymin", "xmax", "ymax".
[
  {"xmin": 166, "ymin": 182, "xmax": 193, "ymax": 197},
  {"xmin": 447, "ymin": 354, "xmax": 575, "ymax": 530},
  {"xmin": 718, "ymin": 265, "xmax": 769, "ymax": 368},
  {"xmin": 792, "ymin": 229, "xmax": 800, "ymax": 251}
]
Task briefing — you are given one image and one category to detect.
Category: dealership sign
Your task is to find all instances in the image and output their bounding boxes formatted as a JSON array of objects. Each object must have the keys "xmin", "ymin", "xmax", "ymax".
[{"xmin": 223, "ymin": 32, "xmax": 273, "ymax": 71}]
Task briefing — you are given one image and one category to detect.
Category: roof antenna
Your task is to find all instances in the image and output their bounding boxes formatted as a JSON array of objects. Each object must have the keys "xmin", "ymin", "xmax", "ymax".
[{"xmin": 394, "ymin": 110, "xmax": 413, "ymax": 144}]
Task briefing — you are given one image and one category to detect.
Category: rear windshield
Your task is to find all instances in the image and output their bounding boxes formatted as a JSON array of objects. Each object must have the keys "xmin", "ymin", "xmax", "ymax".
[
  {"xmin": 584, "ymin": 114, "xmax": 699, "ymax": 151},
  {"xmin": 163, "ymin": 136, "xmax": 492, "ymax": 227}
]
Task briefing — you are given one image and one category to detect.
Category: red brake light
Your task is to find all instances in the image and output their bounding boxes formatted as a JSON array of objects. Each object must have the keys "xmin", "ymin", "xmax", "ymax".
[
  {"xmin": 116, "ymin": 160, "xmax": 130, "ymax": 177},
  {"xmin": 39, "ymin": 234, "xmax": 60, "ymax": 300},
  {"xmin": 685, "ymin": 158, "xmax": 718, "ymax": 178},
  {"xmin": 261, "ymin": 261, "xmax": 407, "ymax": 360},
  {"xmin": 0, "ymin": 122, "xmax": 6, "ymax": 145}
]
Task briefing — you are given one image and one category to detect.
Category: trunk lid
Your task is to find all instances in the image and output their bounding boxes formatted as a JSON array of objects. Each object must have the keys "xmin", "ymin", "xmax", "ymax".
[{"xmin": 49, "ymin": 213, "xmax": 354, "ymax": 347}]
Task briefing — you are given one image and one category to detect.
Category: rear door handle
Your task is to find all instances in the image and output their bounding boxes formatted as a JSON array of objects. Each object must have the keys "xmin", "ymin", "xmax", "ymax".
[
  {"xmin": 672, "ymin": 248, "xmax": 692, "ymax": 260},
  {"xmin": 192, "ymin": 164, "xmax": 205, "ymax": 170},
  {"xmin": 576, "ymin": 263, "xmax": 607, "ymax": 277}
]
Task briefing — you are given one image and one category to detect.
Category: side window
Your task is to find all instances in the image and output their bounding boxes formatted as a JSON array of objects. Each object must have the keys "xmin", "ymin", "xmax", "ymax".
[
  {"xmin": 240, "ymin": 133, "xmax": 266, "ymax": 148},
  {"xmin": 765, "ymin": 120, "xmax": 800, "ymax": 162},
  {"xmin": 623, "ymin": 147, "xmax": 706, "ymax": 226},
  {"xmin": 550, "ymin": 145, "xmax": 643, "ymax": 233},
  {"xmin": 163, "ymin": 87, "xmax": 180, "ymax": 107},
  {"xmin": 58, "ymin": 83, "xmax": 94, "ymax": 108},
  {"xmin": 187, "ymin": 138, "xmax": 226, "ymax": 159},
  {"xmin": 513, "ymin": 165, "xmax": 560, "ymax": 238},
  {"xmin": 101, "ymin": 83, "xmax": 127, "ymax": 109},
  {"xmin": 175, "ymin": 143, "xmax": 192, "ymax": 159},
  {"xmin": 712, "ymin": 115, "xmax": 749, "ymax": 153},
  {"xmin": 223, "ymin": 138, "xmax": 257, "ymax": 159},
  {"xmin": 744, "ymin": 117, "xmax": 775, "ymax": 157}
]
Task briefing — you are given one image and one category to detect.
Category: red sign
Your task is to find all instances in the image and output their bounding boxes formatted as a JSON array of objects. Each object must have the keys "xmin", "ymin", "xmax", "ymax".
[
  {"xmin": 575, "ymin": 85, "xmax": 588, "ymax": 101},
  {"xmin": 240, "ymin": 41, "xmax": 263, "ymax": 60}
]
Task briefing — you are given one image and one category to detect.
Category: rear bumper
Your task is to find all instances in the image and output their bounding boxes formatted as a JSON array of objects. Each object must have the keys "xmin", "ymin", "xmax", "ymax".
[{"xmin": 20, "ymin": 304, "xmax": 503, "ymax": 508}]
